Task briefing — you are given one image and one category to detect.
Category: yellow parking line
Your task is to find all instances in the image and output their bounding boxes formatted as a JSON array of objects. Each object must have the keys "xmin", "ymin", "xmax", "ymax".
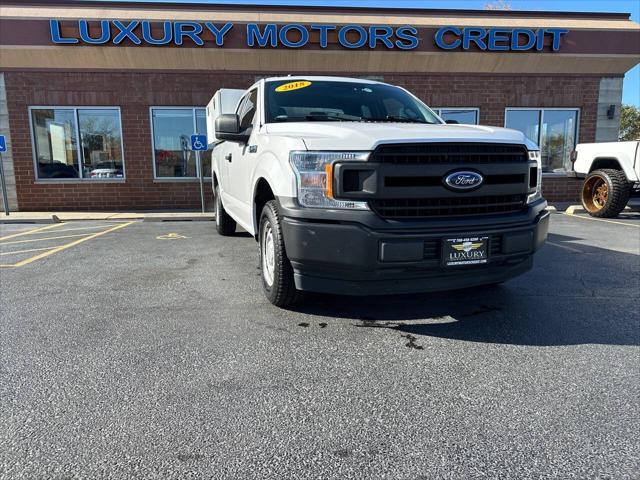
[
  {"xmin": 0, "ymin": 223, "xmax": 64, "ymax": 241},
  {"xmin": 0, "ymin": 233, "xmax": 94, "ymax": 246},
  {"xmin": 1, "ymin": 221, "xmax": 136, "ymax": 268},
  {"xmin": 0, "ymin": 246, "xmax": 58, "ymax": 256},
  {"xmin": 562, "ymin": 212, "xmax": 640, "ymax": 228},
  {"xmin": 45, "ymin": 224, "xmax": 122, "ymax": 233}
]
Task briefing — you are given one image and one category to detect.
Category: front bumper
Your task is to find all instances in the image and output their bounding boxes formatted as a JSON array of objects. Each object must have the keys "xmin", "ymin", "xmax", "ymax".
[{"xmin": 279, "ymin": 198, "xmax": 549, "ymax": 296}]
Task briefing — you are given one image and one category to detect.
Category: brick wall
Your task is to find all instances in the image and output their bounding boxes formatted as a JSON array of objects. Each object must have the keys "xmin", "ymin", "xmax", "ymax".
[
  {"xmin": 542, "ymin": 176, "xmax": 584, "ymax": 202},
  {"xmin": 385, "ymin": 74, "xmax": 599, "ymax": 141},
  {"xmin": 5, "ymin": 71, "xmax": 600, "ymax": 210},
  {"xmin": 6, "ymin": 71, "xmax": 257, "ymax": 211}
]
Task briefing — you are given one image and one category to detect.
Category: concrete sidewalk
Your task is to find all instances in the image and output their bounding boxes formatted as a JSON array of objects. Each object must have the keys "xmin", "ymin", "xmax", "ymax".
[{"xmin": 0, "ymin": 211, "xmax": 215, "ymax": 224}]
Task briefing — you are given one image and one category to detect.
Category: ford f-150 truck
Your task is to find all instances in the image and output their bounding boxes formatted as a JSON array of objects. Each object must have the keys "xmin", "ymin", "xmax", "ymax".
[
  {"xmin": 207, "ymin": 77, "xmax": 549, "ymax": 307},
  {"xmin": 570, "ymin": 140, "xmax": 639, "ymax": 218}
]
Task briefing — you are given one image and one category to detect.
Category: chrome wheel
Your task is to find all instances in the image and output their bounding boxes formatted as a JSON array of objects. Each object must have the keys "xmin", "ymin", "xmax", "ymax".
[{"xmin": 262, "ymin": 222, "xmax": 275, "ymax": 287}]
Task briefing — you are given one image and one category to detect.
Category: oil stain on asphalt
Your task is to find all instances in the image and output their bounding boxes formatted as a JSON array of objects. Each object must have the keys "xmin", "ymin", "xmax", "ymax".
[{"xmin": 401, "ymin": 333, "xmax": 424, "ymax": 350}]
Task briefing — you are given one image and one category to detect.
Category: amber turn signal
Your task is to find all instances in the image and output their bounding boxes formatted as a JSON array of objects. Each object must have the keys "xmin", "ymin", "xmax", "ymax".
[{"xmin": 325, "ymin": 163, "xmax": 334, "ymax": 199}]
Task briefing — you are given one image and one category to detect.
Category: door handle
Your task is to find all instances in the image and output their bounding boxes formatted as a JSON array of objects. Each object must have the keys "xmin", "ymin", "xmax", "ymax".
[{"xmin": 225, "ymin": 153, "xmax": 232, "ymax": 162}]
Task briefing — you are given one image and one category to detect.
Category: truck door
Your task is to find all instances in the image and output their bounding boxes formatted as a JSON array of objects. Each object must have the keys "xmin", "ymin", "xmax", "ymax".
[{"xmin": 223, "ymin": 88, "xmax": 259, "ymax": 229}]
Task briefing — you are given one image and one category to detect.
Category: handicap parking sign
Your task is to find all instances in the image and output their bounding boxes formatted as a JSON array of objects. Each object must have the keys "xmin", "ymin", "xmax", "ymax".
[
  {"xmin": 0, "ymin": 135, "xmax": 6, "ymax": 153},
  {"xmin": 191, "ymin": 134, "xmax": 207, "ymax": 151}
]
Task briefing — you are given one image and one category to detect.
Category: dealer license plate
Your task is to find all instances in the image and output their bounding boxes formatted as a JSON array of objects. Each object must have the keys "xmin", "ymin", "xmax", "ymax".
[{"xmin": 442, "ymin": 236, "xmax": 489, "ymax": 267}]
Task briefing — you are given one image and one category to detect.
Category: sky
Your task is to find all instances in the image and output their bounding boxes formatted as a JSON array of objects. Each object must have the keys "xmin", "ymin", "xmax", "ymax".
[{"xmin": 101, "ymin": 0, "xmax": 640, "ymax": 105}]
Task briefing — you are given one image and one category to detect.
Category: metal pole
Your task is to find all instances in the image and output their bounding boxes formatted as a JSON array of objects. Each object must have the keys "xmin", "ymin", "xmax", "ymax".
[
  {"xmin": 197, "ymin": 150, "xmax": 205, "ymax": 213},
  {"xmin": 0, "ymin": 152, "xmax": 9, "ymax": 215}
]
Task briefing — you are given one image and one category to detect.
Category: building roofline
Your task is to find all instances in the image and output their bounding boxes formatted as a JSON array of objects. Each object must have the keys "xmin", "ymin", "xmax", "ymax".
[{"xmin": 3, "ymin": 0, "xmax": 633, "ymax": 21}]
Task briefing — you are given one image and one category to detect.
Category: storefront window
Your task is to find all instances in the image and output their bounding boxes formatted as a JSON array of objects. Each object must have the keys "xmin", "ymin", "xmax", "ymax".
[
  {"xmin": 78, "ymin": 109, "xmax": 124, "ymax": 179},
  {"xmin": 504, "ymin": 110, "xmax": 541, "ymax": 145},
  {"xmin": 195, "ymin": 110, "xmax": 212, "ymax": 177},
  {"xmin": 151, "ymin": 108, "xmax": 210, "ymax": 178},
  {"xmin": 541, "ymin": 110, "xmax": 578, "ymax": 173},
  {"xmin": 435, "ymin": 108, "xmax": 479, "ymax": 125},
  {"xmin": 505, "ymin": 108, "xmax": 579, "ymax": 173},
  {"xmin": 31, "ymin": 107, "xmax": 123, "ymax": 180},
  {"xmin": 32, "ymin": 109, "xmax": 77, "ymax": 179}
]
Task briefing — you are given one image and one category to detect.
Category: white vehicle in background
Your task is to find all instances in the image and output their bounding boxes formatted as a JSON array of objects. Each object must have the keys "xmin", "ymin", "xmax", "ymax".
[{"xmin": 570, "ymin": 141, "xmax": 640, "ymax": 217}]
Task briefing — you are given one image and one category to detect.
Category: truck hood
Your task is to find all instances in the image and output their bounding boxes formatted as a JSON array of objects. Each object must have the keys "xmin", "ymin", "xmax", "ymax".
[{"xmin": 264, "ymin": 122, "xmax": 535, "ymax": 151}]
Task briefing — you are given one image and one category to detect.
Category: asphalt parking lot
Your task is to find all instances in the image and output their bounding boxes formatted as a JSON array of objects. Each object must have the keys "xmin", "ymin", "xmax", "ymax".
[{"xmin": 1, "ymin": 212, "xmax": 639, "ymax": 479}]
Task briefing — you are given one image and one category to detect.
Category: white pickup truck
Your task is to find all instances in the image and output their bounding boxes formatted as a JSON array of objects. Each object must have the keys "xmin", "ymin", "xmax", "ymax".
[
  {"xmin": 207, "ymin": 76, "xmax": 549, "ymax": 306},
  {"xmin": 570, "ymin": 141, "xmax": 640, "ymax": 217}
]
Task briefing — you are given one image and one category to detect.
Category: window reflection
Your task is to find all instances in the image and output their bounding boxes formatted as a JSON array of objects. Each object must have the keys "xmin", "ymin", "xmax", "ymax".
[
  {"xmin": 79, "ymin": 109, "xmax": 123, "ymax": 178},
  {"xmin": 32, "ymin": 109, "xmax": 80, "ymax": 179},
  {"xmin": 152, "ymin": 108, "xmax": 211, "ymax": 178},
  {"xmin": 505, "ymin": 109, "xmax": 578, "ymax": 173},
  {"xmin": 31, "ymin": 108, "xmax": 125, "ymax": 180},
  {"xmin": 505, "ymin": 110, "xmax": 540, "ymax": 145},
  {"xmin": 541, "ymin": 110, "xmax": 577, "ymax": 173},
  {"xmin": 195, "ymin": 110, "xmax": 212, "ymax": 178},
  {"xmin": 152, "ymin": 109, "xmax": 196, "ymax": 178},
  {"xmin": 439, "ymin": 109, "xmax": 479, "ymax": 125}
]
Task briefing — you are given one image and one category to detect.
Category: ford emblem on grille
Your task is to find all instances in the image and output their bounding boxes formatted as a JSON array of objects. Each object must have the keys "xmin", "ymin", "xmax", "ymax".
[{"xmin": 444, "ymin": 171, "xmax": 484, "ymax": 191}]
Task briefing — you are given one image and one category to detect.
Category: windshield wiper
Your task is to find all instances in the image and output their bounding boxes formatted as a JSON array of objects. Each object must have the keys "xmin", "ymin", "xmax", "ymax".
[
  {"xmin": 305, "ymin": 113, "xmax": 362, "ymax": 121},
  {"xmin": 364, "ymin": 115, "xmax": 430, "ymax": 124},
  {"xmin": 273, "ymin": 113, "xmax": 362, "ymax": 122}
]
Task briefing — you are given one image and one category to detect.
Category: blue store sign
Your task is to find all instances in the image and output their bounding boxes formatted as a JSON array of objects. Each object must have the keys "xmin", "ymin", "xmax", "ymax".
[
  {"xmin": 434, "ymin": 26, "xmax": 569, "ymax": 51},
  {"xmin": 48, "ymin": 20, "xmax": 569, "ymax": 52},
  {"xmin": 50, "ymin": 20, "xmax": 419, "ymax": 49}
]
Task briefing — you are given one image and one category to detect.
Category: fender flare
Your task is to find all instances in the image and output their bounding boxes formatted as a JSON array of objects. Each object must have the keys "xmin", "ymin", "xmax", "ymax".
[{"xmin": 590, "ymin": 156, "xmax": 634, "ymax": 180}]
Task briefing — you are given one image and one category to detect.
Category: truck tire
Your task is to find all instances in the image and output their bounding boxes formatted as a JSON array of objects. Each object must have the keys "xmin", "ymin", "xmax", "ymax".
[
  {"xmin": 215, "ymin": 185, "xmax": 236, "ymax": 235},
  {"xmin": 259, "ymin": 200, "xmax": 299, "ymax": 307},
  {"xmin": 581, "ymin": 169, "xmax": 630, "ymax": 218}
]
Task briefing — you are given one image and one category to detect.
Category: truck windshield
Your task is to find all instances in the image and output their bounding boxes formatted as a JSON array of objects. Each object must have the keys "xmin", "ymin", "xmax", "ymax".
[{"xmin": 265, "ymin": 80, "xmax": 441, "ymax": 124}]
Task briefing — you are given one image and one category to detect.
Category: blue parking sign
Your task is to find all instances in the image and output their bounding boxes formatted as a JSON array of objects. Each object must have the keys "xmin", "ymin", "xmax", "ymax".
[
  {"xmin": 0, "ymin": 135, "xmax": 6, "ymax": 153},
  {"xmin": 191, "ymin": 134, "xmax": 207, "ymax": 151}
]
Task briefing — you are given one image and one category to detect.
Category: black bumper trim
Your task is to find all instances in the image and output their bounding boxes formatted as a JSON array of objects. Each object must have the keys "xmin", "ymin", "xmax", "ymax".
[
  {"xmin": 294, "ymin": 257, "xmax": 534, "ymax": 296},
  {"xmin": 280, "ymin": 203, "xmax": 550, "ymax": 296}
]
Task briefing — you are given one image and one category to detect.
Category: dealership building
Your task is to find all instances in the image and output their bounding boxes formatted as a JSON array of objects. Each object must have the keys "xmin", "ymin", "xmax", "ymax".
[{"xmin": 0, "ymin": 0, "xmax": 639, "ymax": 211}]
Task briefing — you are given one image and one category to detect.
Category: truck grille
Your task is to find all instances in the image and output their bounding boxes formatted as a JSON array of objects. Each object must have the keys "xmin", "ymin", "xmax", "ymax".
[
  {"xmin": 373, "ymin": 142, "xmax": 528, "ymax": 165},
  {"xmin": 370, "ymin": 194, "xmax": 526, "ymax": 218},
  {"xmin": 365, "ymin": 143, "xmax": 529, "ymax": 219}
]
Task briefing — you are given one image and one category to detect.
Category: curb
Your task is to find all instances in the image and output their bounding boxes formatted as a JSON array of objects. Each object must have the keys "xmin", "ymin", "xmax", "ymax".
[
  {"xmin": 0, "ymin": 213, "xmax": 215, "ymax": 224},
  {"xmin": 565, "ymin": 204, "xmax": 638, "ymax": 215},
  {"xmin": 143, "ymin": 214, "xmax": 215, "ymax": 222},
  {"xmin": 0, "ymin": 217, "xmax": 55, "ymax": 225},
  {"xmin": 565, "ymin": 205, "xmax": 584, "ymax": 215}
]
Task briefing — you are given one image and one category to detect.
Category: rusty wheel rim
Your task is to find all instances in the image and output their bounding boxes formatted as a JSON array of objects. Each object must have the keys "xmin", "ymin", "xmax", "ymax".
[{"xmin": 582, "ymin": 175, "xmax": 608, "ymax": 213}]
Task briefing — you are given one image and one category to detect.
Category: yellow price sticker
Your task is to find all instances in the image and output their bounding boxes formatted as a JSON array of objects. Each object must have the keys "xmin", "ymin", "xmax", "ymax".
[{"xmin": 275, "ymin": 81, "xmax": 312, "ymax": 93}]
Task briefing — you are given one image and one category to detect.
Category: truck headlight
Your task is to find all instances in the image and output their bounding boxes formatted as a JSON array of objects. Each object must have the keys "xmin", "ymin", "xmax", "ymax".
[
  {"xmin": 289, "ymin": 151, "xmax": 370, "ymax": 209},
  {"xmin": 527, "ymin": 150, "xmax": 543, "ymax": 204}
]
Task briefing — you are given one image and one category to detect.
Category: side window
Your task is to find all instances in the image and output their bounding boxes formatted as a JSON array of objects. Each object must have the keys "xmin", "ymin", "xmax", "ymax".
[{"xmin": 237, "ymin": 89, "xmax": 258, "ymax": 130}]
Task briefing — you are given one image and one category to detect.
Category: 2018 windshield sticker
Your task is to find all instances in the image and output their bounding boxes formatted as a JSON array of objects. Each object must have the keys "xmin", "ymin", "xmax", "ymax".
[{"xmin": 275, "ymin": 81, "xmax": 312, "ymax": 92}]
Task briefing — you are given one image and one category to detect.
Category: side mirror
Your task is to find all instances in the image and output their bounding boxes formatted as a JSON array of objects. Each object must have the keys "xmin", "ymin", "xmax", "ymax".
[
  {"xmin": 215, "ymin": 114, "xmax": 250, "ymax": 143},
  {"xmin": 445, "ymin": 119, "xmax": 459, "ymax": 125}
]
